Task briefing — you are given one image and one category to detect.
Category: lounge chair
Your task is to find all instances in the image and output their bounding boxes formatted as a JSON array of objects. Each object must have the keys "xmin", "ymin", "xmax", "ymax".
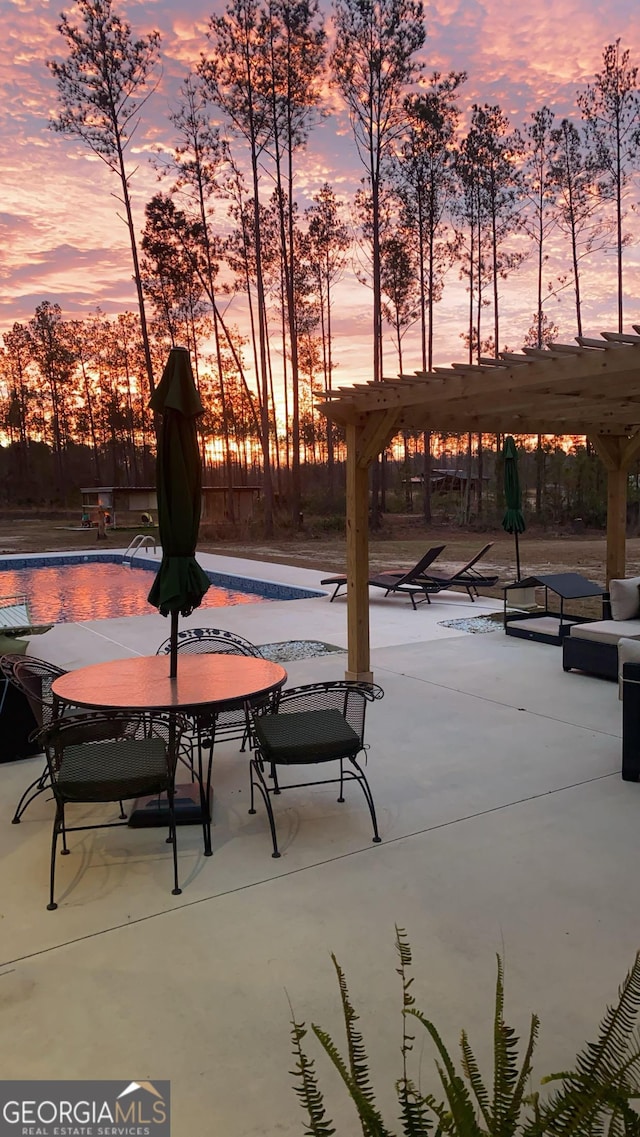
[
  {"xmin": 321, "ymin": 544, "xmax": 446, "ymax": 609},
  {"xmin": 420, "ymin": 542, "xmax": 499, "ymax": 601}
]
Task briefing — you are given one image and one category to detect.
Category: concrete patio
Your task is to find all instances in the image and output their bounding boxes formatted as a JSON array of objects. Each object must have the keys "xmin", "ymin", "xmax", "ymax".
[{"xmin": 0, "ymin": 550, "xmax": 635, "ymax": 1135}]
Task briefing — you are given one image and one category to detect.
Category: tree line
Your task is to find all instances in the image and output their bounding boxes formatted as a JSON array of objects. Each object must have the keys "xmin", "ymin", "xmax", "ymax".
[{"xmin": 2, "ymin": 0, "xmax": 640, "ymax": 529}]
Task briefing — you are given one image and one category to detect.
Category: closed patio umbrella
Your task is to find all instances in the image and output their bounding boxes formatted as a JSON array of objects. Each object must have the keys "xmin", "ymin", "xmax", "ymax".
[
  {"xmin": 502, "ymin": 435, "xmax": 526, "ymax": 581},
  {"xmin": 147, "ymin": 346, "xmax": 210, "ymax": 677}
]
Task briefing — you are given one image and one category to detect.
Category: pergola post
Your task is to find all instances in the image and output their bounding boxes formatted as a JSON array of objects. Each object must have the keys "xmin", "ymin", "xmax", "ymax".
[
  {"xmin": 345, "ymin": 422, "xmax": 372, "ymax": 682},
  {"xmin": 344, "ymin": 410, "xmax": 400, "ymax": 681},
  {"xmin": 592, "ymin": 433, "xmax": 640, "ymax": 582}
]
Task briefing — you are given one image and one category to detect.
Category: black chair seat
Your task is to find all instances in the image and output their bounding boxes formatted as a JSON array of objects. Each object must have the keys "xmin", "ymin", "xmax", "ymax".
[
  {"xmin": 59, "ymin": 737, "xmax": 168, "ymax": 802},
  {"xmin": 37, "ymin": 712, "xmax": 186, "ymax": 908},
  {"xmin": 248, "ymin": 680, "xmax": 384, "ymax": 857},
  {"xmin": 254, "ymin": 708, "xmax": 359, "ymax": 764}
]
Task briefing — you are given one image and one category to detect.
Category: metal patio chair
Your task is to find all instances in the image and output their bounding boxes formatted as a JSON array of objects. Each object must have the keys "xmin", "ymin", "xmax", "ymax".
[
  {"xmin": 0, "ymin": 654, "xmax": 65, "ymax": 824},
  {"xmin": 36, "ymin": 711, "xmax": 187, "ymax": 910},
  {"xmin": 156, "ymin": 627, "xmax": 266, "ymax": 755},
  {"xmin": 2, "ymin": 655, "xmax": 129, "ymax": 825},
  {"xmin": 249, "ymin": 680, "xmax": 384, "ymax": 858}
]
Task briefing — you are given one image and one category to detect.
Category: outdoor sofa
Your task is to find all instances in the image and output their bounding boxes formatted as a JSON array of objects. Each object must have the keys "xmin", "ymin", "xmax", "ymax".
[{"xmin": 562, "ymin": 575, "xmax": 640, "ymax": 681}]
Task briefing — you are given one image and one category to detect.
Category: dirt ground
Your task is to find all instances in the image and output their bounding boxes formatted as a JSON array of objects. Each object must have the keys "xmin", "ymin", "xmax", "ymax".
[{"xmin": 1, "ymin": 513, "xmax": 638, "ymax": 591}]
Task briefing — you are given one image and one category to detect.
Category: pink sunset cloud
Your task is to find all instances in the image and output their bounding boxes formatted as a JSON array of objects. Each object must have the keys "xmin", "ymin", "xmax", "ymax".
[{"xmin": 2, "ymin": 0, "xmax": 640, "ymax": 387}]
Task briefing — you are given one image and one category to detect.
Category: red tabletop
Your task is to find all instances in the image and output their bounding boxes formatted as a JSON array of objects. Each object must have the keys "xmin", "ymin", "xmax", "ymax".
[{"xmin": 52, "ymin": 653, "xmax": 288, "ymax": 713}]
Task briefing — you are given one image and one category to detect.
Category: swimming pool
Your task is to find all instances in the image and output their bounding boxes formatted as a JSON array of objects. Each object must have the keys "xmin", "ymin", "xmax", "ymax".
[{"xmin": 0, "ymin": 555, "xmax": 323, "ymax": 624}]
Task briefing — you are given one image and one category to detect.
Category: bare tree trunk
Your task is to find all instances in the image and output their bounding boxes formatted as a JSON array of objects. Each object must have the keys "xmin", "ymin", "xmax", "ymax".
[
  {"xmin": 115, "ymin": 139, "xmax": 155, "ymax": 399},
  {"xmin": 79, "ymin": 356, "xmax": 102, "ymax": 482},
  {"xmin": 422, "ymin": 210, "xmax": 433, "ymax": 524},
  {"xmin": 370, "ymin": 155, "xmax": 384, "ymax": 527},
  {"xmin": 249, "ymin": 148, "xmax": 275, "ymax": 536},
  {"xmin": 536, "ymin": 435, "xmax": 544, "ymax": 517}
]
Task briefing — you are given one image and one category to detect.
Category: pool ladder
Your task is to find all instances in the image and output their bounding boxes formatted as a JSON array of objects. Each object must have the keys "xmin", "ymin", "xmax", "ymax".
[{"xmin": 123, "ymin": 533, "xmax": 157, "ymax": 567}]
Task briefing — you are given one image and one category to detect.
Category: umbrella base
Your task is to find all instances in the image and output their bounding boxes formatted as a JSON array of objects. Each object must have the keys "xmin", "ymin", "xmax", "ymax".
[{"xmin": 127, "ymin": 783, "xmax": 212, "ymax": 828}]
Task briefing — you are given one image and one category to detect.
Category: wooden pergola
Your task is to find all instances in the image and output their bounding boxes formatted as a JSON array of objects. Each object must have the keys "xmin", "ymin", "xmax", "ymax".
[{"xmin": 317, "ymin": 330, "xmax": 640, "ymax": 681}]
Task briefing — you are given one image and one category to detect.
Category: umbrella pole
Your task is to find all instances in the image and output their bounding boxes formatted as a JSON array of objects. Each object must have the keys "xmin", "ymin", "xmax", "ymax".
[
  {"xmin": 515, "ymin": 530, "xmax": 521, "ymax": 582},
  {"xmin": 170, "ymin": 610, "xmax": 178, "ymax": 679}
]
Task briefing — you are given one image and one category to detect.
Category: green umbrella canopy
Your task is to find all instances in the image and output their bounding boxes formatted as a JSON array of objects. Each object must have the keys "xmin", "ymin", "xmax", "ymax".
[
  {"xmin": 147, "ymin": 347, "xmax": 210, "ymax": 620},
  {"xmin": 502, "ymin": 436, "xmax": 526, "ymax": 536}
]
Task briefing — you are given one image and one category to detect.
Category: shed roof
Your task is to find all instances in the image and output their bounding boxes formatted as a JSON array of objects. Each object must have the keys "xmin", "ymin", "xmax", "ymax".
[{"xmin": 318, "ymin": 331, "xmax": 640, "ymax": 436}]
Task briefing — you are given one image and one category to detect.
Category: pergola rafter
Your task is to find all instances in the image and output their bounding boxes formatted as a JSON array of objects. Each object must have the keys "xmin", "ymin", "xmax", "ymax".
[{"xmin": 316, "ymin": 330, "xmax": 640, "ymax": 680}]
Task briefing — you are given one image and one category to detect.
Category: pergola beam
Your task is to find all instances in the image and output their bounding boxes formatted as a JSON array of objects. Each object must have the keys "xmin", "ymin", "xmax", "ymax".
[
  {"xmin": 317, "ymin": 332, "xmax": 640, "ymax": 679},
  {"xmin": 321, "ymin": 359, "xmax": 640, "ymax": 426},
  {"xmin": 393, "ymin": 412, "xmax": 637, "ymax": 435}
]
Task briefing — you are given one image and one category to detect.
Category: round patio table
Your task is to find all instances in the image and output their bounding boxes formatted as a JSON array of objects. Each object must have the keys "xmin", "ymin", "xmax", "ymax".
[{"xmin": 52, "ymin": 654, "xmax": 288, "ymax": 855}]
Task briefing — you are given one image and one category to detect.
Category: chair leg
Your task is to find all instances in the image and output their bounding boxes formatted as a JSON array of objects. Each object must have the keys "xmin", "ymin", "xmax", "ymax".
[
  {"xmin": 240, "ymin": 704, "xmax": 252, "ymax": 751},
  {"xmin": 249, "ymin": 758, "xmax": 280, "ymax": 858},
  {"xmin": 60, "ymin": 803, "xmax": 69, "ymax": 855},
  {"xmin": 200, "ymin": 732, "xmax": 214, "ymax": 858},
  {"xmin": 337, "ymin": 758, "xmax": 345, "ymax": 802},
  {"xmin": 47, "ymin": 806, "xmax": 62, "ymax": 910},
  {"xmin": 12, "ymin": 765, "xmax": 51, "ymax": 824},
  {"xmin": 167, "ymin": 786, "xmax": 181, "ymax": 896},
  {"xmin": 271, "ymin": 763, "xmax": 280, "ymax": 793},
  {"xmin": 350, "ymin": 757, "xmax": 382, "ymax": 844},
  {"xmin": 249, "ymin": 760, "xmax": 257, "ymax": 815},
  {"xmin": 118, "ymin": 800, "xmax": 127, "ymax": 819}
]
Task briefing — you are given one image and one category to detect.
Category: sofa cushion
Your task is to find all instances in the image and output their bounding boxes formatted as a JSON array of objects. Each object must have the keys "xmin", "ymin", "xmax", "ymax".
[
  {"xmin": 610, "ymin": 576, "xmax": 640, "ymax": 620},
  {"xmin": 570, "ymin": 619, "xmax": 640, "ymax": 646},
  {"xmin": 617, "ymin": 637, "xmax": 640, "ymax": 699}
]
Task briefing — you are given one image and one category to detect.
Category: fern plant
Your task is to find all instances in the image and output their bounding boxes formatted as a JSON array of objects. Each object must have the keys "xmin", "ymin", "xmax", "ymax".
[{"xmin": 290, "ymin": 928, "xmax": 640, "ymax": 1137}]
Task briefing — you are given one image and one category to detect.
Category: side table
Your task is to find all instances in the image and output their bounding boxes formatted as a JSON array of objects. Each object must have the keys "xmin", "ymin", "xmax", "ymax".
[{"xmin": 503, "ymin": 573, "xmax": 605, "ymax": 646}]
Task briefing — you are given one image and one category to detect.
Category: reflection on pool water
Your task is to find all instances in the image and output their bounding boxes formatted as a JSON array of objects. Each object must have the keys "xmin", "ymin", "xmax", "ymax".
[{"xmin": 0, "ymin": 563, "xmax": 269, "ymax": 624}]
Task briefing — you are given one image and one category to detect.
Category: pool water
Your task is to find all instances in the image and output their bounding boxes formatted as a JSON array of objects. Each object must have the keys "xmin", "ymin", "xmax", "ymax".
[{"xmin": 0, "ymin": 563, "xmax": 269, "ymax": 624}]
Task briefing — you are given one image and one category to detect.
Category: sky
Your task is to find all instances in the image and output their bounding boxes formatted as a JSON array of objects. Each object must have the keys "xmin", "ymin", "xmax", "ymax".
[{"xmin": 2, "ymin": 0, "xmax": 640, "ymax": 387}]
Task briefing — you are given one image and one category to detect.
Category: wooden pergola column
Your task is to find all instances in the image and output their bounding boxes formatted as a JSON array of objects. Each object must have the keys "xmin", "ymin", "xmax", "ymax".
[
  {"xmin": 344, "ymin": 411, "xmax": 399, "ymax": 681},
  {"xmin": 591, "ymin": 433, "xmax": 640, "ymax": 582}
]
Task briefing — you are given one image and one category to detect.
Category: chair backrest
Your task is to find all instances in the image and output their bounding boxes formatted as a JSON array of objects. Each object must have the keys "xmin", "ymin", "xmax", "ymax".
[
  {"xmin": 38, "ymin": 711, "xmax": 184, "ymax": 788},
  {"xmin": 273, "ymin": 681, "xmax": 384, "ymax": 746},
  {"xmin": 3, "ymin": 655, "xmax": 66, "ymax": 727},
  {"xmin": 156, "ymin": 627, "xmax": 264, "ymax": 658},
  {"xmin": 397, "ymin": 544, "xmax": 446, "ymax": 585},
  {"xmin": 454, "ymin": 542, "xmax": 494, "ymax": 577}
]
